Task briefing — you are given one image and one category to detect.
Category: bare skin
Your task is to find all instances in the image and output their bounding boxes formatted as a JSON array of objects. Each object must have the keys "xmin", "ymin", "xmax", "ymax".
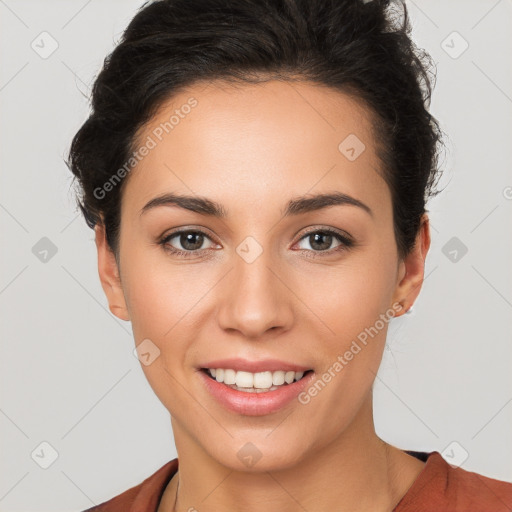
[{"xmin": 95, "ymin": 79, "xmax": 431, "ymax": 512}]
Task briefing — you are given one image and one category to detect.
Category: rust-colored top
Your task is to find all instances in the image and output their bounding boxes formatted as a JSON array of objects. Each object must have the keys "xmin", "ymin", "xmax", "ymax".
[{"xmin": 82, "ymin": 451, "xmax": 512, "ymax": 511}]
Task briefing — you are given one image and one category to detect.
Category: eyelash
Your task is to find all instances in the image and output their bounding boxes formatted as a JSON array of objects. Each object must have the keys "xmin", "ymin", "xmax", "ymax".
[{"xmin": 158, "ymin": 227, "xmax": 355, "ymax": 259}]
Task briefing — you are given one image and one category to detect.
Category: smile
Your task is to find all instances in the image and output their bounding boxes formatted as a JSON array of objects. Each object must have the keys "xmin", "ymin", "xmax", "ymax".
[
  {"xmin": 201, "ymin": 368, "xmax": 313, "ymax": 393},
  {"xmin": 198, "ymin": 366, "xmax": 316, "ymax": 416}
]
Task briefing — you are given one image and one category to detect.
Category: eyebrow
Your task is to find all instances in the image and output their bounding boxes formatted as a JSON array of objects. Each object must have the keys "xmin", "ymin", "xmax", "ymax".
[{"xmin": 139, "ymin": 191, "xmax": 373, "ymax": 218}]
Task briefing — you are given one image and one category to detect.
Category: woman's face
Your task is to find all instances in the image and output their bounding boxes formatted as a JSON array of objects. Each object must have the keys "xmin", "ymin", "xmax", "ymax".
[{"xmin": 96, "ymin": 79, "xmax": 427, "ymax": 471}]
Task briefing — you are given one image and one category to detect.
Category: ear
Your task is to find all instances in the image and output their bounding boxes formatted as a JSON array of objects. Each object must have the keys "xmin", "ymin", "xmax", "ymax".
[
  {"xmin": 391, "ymin": 213, "xmax": 431, "ymax": 317},
  {"xmin": 94, "ymin": 222, "xmax": 131, "ymax": 321}
]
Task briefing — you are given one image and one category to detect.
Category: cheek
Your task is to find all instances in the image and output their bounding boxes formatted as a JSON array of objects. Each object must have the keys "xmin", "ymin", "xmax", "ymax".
[
  {"xmin": 123, "ymin": 258, "xmax": 201, "ymax": 410},
  {"xmin": 296, "ymin": 261, "xmax": 396, "ymax": 434},
  {"xmin": 122, "ymin": 253, "xmax": 217, "ymax": 373},
  {"xmin": 304, "ymin": 246, "xmax": 398, "ymax": 404},
  {"xmin": 310, "ymin": 253, "xmax": 396, "ymax": 340},
  {"xmin": 122, "ymin": 245, "xmax": 198, "ymax": 333}
]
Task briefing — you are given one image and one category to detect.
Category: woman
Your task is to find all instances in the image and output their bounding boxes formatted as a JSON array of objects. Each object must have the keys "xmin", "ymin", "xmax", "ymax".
[{"xmin": 67, "ymin": 0, "xmax": 512, "ymax": 510}]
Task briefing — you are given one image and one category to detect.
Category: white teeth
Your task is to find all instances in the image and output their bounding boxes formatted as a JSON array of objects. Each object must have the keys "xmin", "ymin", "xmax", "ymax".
[
  {"xmin": 253, "ymin": 371, "xmax": 272, "ymax": 389},
  {"xmin": 284, "ymin": 371, "xmax": 295, "ymax": 384},
  {"xmin": 235, "ymin": 370, "xmax": 254, "ymax": 388},
  {"xmin": 223, "ymin": 369, "xmax": 236, "ymax": 385},
  {"xmin": 272, "ymin": 371, "xmax": 285, "ymax": 386},
  {"xmin": 206, "ymin": 368, "xmax": 308, "ymax": 390}
]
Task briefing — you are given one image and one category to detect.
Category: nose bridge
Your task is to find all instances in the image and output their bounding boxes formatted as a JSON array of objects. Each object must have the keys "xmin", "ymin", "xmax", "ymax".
[{"xmin": 216, "ymin": 235, "xmax": 293, "ymax": 338}]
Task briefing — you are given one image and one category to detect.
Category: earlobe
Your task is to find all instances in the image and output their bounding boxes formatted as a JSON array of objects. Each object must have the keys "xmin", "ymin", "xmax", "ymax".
[
  {"xmin": 392, "ymin": 214, "xmax": 431, "ymax": 317},
  {"xmin": 94, "ymin": 223, "xmax": 131, "ymax": 322}
]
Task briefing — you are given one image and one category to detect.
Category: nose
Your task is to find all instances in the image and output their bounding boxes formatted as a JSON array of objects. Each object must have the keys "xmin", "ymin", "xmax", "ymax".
[{"xmin": 216, "ymin": 248, "xmax": 294, "ymax": 340}]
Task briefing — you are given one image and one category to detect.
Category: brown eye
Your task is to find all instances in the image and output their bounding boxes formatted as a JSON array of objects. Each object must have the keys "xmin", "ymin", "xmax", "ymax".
[
  {"xmin": 174, "ymin": 232, "xmax": 206, "ymax": 251},
  {"xmin": 159, "ymin": 229, "xmax": 216, "ymax": 257},
  {"xmin": 295, "ymin": 229, "xmax": 354, "ymax": 256}
]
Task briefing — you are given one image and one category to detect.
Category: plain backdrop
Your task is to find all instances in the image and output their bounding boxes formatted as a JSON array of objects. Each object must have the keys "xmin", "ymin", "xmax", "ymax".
[{"xmin": 1, "ymin": 0, "xmax": 511, "ymax": 510}]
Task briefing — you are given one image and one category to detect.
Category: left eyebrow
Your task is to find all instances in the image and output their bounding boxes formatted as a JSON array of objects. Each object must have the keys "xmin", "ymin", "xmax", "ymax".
[
  {"xmin": 282, "ymin": 192, "xmax": 373, "ymax": 218},
  {"xmin": 139, "ymin": 191, "xmax": 373, "ymax": 218}
]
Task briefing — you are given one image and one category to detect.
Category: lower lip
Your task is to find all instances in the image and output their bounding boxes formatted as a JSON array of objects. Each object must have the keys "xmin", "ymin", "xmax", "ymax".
[{"xmin": 198, "ymin": 369, "xmax": 315, "ymax": 416}]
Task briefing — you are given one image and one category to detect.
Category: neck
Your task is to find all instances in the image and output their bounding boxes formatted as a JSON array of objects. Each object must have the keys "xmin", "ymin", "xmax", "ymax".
[{"xmin": 161, "ymin": 394, "xmax": 423, "ymax": 512}]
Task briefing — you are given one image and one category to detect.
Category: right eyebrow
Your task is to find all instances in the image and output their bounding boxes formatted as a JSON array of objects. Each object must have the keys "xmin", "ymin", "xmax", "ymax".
[{"xmin": 139, "ymin": 193, "xmax": 227, "ymax": 218}]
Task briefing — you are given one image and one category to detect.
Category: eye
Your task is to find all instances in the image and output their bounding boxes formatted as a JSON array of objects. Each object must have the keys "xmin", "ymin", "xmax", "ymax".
[
  {"xmin": 294, "ymin": 228, "xmax": 354, "ymax": 256},
  {"xmin": 158, "ymin": 229, "xmax": 217, "ymax": 258},
  {"xmin": 158, "ymin": 227, "xmax": 354, "ymax": 259}
]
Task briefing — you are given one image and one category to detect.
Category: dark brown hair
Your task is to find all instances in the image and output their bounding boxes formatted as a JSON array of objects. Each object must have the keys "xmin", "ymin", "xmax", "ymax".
[{"xmin": 66, "ymin": 0, "xmax": 444, "ymax": 261}]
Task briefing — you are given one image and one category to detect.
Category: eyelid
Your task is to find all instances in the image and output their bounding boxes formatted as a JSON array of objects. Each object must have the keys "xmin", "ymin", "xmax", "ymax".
[
  {"xmin": 160, "ymin": 225, "xmax": 217, "ymax": 240},
  {"xmin": 294, "ymin": 225, "xmax": 354, "ymax": 245}
]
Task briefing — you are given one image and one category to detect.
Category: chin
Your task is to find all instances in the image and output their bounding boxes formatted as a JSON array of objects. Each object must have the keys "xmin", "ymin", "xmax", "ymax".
[{"xmin": 204, "ymin": 434, "xmax": 309, "ymax": 473}]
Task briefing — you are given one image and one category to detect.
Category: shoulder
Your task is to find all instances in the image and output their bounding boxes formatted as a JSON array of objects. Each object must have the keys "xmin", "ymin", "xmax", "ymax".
[
  {"xmin": 444, "ymin": 457, "xmax": 512, "ymax": 511},
  {"xmin": 80, "ymin": 458, "xmax": 178, "ymax": 512},
  {"xmin": 395, "ymin": 451, "xmax": 512, "ymax": 512}
]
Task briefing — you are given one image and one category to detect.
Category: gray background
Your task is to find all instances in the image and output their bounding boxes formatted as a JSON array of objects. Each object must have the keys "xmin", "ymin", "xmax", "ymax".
[{"xmin": 1, "ymin": 0, "xmax": 511, "ymax": 510}]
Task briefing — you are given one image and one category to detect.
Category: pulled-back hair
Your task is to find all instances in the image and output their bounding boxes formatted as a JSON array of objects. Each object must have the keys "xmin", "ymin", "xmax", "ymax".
[{"xmin": 66, "ymin": 0, "xmax": 444, "ymax": 260}]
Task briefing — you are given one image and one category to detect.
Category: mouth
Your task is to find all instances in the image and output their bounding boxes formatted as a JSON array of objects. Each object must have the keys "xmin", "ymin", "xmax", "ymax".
[{"xmin": 200, "ymin": 367, "xmax": 315, "ymax": 393}]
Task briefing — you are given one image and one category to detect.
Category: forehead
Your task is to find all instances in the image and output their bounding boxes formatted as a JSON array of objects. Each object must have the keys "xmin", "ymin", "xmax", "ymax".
[{"xmin": 122, "ymin": 79, "xmax": 389, "ymax": 223}]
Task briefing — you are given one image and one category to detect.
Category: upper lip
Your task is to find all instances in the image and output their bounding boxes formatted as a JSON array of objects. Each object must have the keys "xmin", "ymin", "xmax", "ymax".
[{"xmin": 199, "ymin": 358, "xmax": 312, "ymax": 373}]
